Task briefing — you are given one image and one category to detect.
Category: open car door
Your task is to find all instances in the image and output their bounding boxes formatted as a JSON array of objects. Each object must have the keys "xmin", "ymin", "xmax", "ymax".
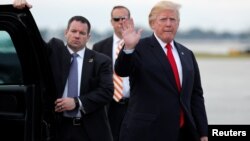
[{"xmin": 0, "ymin": 5, "xmax": 56, "ymax": 141}]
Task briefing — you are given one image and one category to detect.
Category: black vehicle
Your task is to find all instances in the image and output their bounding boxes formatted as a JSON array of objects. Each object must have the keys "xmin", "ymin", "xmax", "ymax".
[{"xmin": 0, "ymin": 5, "xmax": 56, "ymax": 141}]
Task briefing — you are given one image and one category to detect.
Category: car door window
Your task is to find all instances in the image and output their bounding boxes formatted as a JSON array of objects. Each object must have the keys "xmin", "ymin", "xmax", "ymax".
[{"xmin": 0, "ymin": 30, "xmax": 23, "ymax": 84}]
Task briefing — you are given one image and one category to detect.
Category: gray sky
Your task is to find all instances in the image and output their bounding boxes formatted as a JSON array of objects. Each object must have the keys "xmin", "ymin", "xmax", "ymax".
[{"xmin": 2, "ymin": 0, "xmax": 250, "ymax": 33}]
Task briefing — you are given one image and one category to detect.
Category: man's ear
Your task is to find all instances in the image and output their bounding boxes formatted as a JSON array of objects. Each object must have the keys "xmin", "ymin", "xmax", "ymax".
[
  {"xmin": 64, "ymin": 29, "xmax": 68, "ymax": 38},
  {"xmin": 86, "ymin": 33, "xmax": 91, "ymax": 42}
]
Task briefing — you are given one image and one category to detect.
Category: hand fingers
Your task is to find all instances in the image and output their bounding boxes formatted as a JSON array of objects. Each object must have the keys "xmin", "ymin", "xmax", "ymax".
[
  {"xmin": 121, "ymin": 18, "xmax": 134, "ymax": 31},
  {"xmin": 137, "ymin": 28, "xmax": 143, "ymax": 36},
  {"xmin": 55, "ymin": 105, "xmax": 64, "ymax": 112},
  {"xmin": 55, "ymin": 98, "xmax": 64, "ymax": 104},
  {"xmin": 13, "ymin": 0, "xmax": 32, "ymax": 9},
  {"xmin": 129, "ymin": 18, "xmax": 134, "ymax": 28},
  {"xmin": 54, "ymin": 98, "xmax": 64, "ymax": 112},
  {"xmin": 26, "ymin": 3, "xmax": 33, "ymax": 9}
]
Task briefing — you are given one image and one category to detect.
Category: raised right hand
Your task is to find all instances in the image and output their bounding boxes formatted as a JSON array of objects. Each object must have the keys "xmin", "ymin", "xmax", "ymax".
[{"xmin": 121, "ymin": 18, "xmax": 143, "ymax": 50}]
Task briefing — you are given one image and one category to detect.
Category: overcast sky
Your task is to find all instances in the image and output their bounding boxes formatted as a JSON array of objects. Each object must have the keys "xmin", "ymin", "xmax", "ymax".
[{"xmin": 2, "ymin": 0, "xmax": 250, "ymax": 33}]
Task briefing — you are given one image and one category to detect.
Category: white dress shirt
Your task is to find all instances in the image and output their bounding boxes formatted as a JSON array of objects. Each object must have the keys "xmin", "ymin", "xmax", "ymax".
[
  {"xmin": 154, "ymin": 33, "xmax": 183, "ymax": 86},
  {"xmin": 63, "ymin": 46, "xmax": 85, "ymax": 117},
  {"xmin": 113, "ymin": 34, "xmax": 130, "ymax": 98}
]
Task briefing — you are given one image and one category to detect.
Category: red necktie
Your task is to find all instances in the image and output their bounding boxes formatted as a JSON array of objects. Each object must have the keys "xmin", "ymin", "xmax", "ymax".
[
  {"xmin": 113, "ymin": 40, "xmax": 124, "ymax": 102},
  {"xmin": 166, "ymin": 43, "xmax": 184, "ymax": 127}
]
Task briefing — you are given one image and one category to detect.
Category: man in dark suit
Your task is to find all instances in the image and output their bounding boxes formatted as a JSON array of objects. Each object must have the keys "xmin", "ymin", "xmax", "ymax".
[
  {"xmin": 48, "ymin": 16, "xmax": 113, "ymax": 141},
  {"xmin": 93, "ymin": 6, "xmax": 131, "ymax": 141},
  {"xmin": 13, "ymin": 1, "xmax": 114, "ymax": 141},
  {"xmin": 115, "ymin": 1, "xmax": 208, "ymax": 141}
]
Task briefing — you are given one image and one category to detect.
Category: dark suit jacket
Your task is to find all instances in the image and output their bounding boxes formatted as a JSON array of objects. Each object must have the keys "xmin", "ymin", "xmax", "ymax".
[
  {"xmin": 47, "ymin": 38, "xmax": 113, "ymax": 141},
  {"xmin": 93, "ymin": 36, "xmax": 113, "ymax": 62},
  {"xmin": 115, "ymin": 35, "xmax": 208, "ymax": 141},
  {"xmin": 93, "ymin": 36, "xmax": 128, "ymax": 141}
]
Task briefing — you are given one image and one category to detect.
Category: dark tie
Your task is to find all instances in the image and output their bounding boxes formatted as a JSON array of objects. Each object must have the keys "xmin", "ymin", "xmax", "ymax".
[
  {"xmin": 66, "ymin": 53, "xmax": 78, "ymax": 117},
  {"xmin": 166, "ymin": 43, "xmax": 184, "ymax": 127}
]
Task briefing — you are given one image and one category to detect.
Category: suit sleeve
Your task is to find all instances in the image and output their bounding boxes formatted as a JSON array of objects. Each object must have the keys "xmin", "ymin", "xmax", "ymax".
[
  {"xmin": 190, "ymin": 52, "xmax": 208, "ymax": 137},
  {"xmin": 114, "ymin": 49, "xmax": 135, "ymax": 77}
]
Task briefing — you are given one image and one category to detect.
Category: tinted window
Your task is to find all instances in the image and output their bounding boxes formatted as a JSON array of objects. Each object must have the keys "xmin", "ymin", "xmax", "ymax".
[{"xmin": 0, "ymin": 31, "xmax": 23, "ymax": 84}]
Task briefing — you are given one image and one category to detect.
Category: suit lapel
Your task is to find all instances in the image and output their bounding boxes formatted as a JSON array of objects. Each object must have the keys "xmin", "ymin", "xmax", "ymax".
[
  {"xmin": 80, "ymin": 48, "xmax": 94, "ymax": 95},
  {"xmin": 104, "ymin": 37, "xmax": 113, "ymax": 59},
  {"xmin": 148, "ymin": 35, "xmax": 178, "ymax": 91},
  {"xmin": 61, "ymin": 45, "xmax": 71, "ymax": 94},
  {"xmin": 97, "ymin": 36, "xmax": 113, "ymax": 59},
  {"xmin": 174, "ymin": 42, "xmax": 187, "ymax": 95}
]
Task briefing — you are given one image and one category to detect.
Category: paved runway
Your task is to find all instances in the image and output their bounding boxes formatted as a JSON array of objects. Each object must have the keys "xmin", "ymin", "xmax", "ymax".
[{"xmin": 198, "ymin": 58, "xmax": 250, "ymax": 124}]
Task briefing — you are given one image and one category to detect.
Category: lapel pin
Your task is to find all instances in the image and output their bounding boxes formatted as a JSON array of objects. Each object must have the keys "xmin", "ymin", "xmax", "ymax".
[
  {"xmin": 181, "ymin": 52, "xmax": 184, "ymax": 55},
  {"xmin": 88, "ymin": 58, "xmax": 94, "ymax": 62}
]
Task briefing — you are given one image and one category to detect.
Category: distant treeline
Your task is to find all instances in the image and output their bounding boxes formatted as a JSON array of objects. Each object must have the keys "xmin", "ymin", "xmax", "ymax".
[{"xmin": 40, "ymin": 27, "xmax": 250, "ymax": 44}]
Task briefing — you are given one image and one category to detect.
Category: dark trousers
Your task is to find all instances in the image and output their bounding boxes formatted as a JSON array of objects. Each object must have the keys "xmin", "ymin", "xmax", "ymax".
[
  {"xmin": 108, "ymin": 99, "xmax": 129, "ymax": 141},
  {"xmin": 56, "ymin": 117, "xmax": 90, "ymax": 141},
  {"xmin": 179, "ymin": 124, "xmax": 199, "ymax": 141}
]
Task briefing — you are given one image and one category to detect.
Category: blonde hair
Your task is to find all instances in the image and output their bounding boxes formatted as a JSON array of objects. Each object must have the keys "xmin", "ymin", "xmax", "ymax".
[{"xmin": 148, "ymin": 1, "xmax": 181, "ymax": 27}]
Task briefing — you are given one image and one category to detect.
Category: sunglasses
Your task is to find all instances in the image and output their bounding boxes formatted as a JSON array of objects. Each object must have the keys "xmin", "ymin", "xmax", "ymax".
[{"xmin": 112, "ymin": 16, "xmax": 127, "ymax": 22}]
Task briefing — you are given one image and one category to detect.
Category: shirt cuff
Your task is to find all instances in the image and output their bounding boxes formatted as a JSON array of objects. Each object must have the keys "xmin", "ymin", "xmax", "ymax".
[
  {"xmin": 78, "ymin": 98, "xmax": 86, "ymax": 114},
  {"xmin": 123, "ymin": 48, "xmax": 134, "ymax": 54}
]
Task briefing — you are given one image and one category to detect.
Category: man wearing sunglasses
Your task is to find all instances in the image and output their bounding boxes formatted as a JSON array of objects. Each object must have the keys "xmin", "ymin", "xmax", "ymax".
[{"xmin": 93, "ymin": 5, "xmax": 131, "ymax": 141}]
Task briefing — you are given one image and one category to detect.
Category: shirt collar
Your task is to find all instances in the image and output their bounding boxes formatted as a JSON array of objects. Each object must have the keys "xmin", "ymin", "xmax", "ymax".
[
  {"xmin": 154, "ymin": 33, "xmax": 174, "ymax": 49},
  {"xmin": 67, "ymin": 45, "xmax": 85, "ymax": 59},
  {"xmin": 113, "ymin": 33, "xmax": 122, "ymax": 44}
]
